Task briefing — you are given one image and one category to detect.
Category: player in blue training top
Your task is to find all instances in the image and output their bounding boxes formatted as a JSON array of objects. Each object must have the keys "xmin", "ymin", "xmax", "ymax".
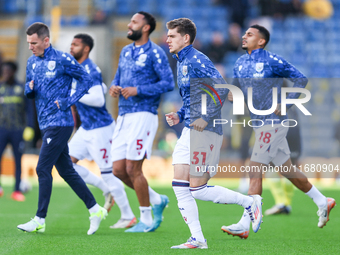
[
  {"xmin": 165, "ymin": 18, "xmax": 262, "ymax": 249},
  {"xmin": 223, "ymin": 24, "xmax": 336, "ymax": 239},
  {"xmin": 109, "ymin": 11, "xmax": 174, "ymax": 233},
  {"xmin": 17, "ymin": 22, "xmax": 107, "ymax": 235},
  {"xmin": 68, "ymin": 33, "xmax": 137, "ymax": 229}
]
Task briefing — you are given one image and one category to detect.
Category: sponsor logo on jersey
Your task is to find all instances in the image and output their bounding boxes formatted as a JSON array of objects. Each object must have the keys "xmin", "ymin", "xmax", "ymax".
[
  {"xmin": 45, "ymin": 71, "xmax": 56, "ymax": 77},
  {"xmin": 181, "ymin": 77, "xmax": 189, "ymax": 83},
  {"xmin": 253, "ymin": 72, "xmax": 265, "ymax": 78}
]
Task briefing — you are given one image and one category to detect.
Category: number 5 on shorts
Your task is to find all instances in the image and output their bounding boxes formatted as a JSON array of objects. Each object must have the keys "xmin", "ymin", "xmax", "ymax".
[{"xmin": 137, "ymin": 139, "xmax": 143, "ymax": 150}]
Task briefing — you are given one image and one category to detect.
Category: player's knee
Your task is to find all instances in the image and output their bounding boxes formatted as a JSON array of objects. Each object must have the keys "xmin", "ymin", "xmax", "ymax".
[
  {"xmin": 113, "ymin": 167, "xmax": 126, "ymax": 179},
  {"xmin": 126, "ymin": 164, "xmax": 142, "ymax": 178},
  {"xmin": 36, "ymin": 166, "xmax": 51, "ymax": 178},
  {"xmin": 190, "ymin": 186, "xmax": 208, "ymax": 201}
]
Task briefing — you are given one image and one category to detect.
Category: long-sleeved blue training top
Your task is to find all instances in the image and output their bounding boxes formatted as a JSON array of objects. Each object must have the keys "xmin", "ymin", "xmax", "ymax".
[
  {"xmin": 233, "ymin": 48, "xmax": 308, "ymax": 126},
  {"xmin": 111, "ymin": 40, "xmax": 174, "ymax": 116},
  {"xmin": 174, "ymin": 45, "xmax": 228, "ymax": 135},
  {"xmin": 25, "ymin": 45, "xmax": 93, "ymax": 130},
  {"xmin": 74, "ymin": 58, "xmax": 113, "ymax": 130}
]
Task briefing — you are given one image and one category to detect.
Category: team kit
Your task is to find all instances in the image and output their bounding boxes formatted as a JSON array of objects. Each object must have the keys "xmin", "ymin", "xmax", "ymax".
[{"xmin": 16, "ymin": 11, "xmax": 335, "ymax": 249}]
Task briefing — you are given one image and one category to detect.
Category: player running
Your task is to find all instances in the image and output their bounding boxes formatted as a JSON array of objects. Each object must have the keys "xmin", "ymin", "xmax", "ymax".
[
  {"xmin": 109, "ymin": 11, "xmax": 174, "ymax": 232},
  {"xmin": 68, "ymin": 33, "xmax": 137, "ymax": 228},
  {"xmin": 222, "ymin": 24, "xmax": 336, "ymax": 239},
  {"xmin": 18, "ymin": 22, "xmax": 106, "ymax": 235},
  {"xmin": 165, "ymin": 18, "xmax": 262, "ymax": 249}
]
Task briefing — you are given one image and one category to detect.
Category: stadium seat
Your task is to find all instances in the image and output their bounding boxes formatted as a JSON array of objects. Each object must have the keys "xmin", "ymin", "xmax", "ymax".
[
  {"xmin": 70, "ymin": 16, "xmax": 89, "ymax": 26},
  {"xmin": 94, "ymin": 0, "xmax": 115, "ymax": 13}
]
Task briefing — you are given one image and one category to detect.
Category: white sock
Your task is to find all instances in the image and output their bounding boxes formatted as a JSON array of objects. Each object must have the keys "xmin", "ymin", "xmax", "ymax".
[
  {"xmin": 89, "ymin": 203, "xmax": 100, "ymax": 214},
  {"xmin": 34, "ymin": 216, "xmax": 45, "ymax": 225},
  {"xmin": 149, "ymin": 187, "xmax": 162, "ymax": 206},
  {"xmin": 306, "ymin": 185, "xmax": 327, "ymax": 208},
  {"xmin": 172, "ymin": 179, "xmax": 205, "ymax": 243},
  {"xmin": 101, "ymin": 171, "xmax": 135, "ymax": 219},
  {"xmin": 139, "ymin": 206, "xmax": 152, "ymax": 226},
  {"xmin": 238, "ymin": 208, "xmax": 251, "ymax": 229},
  {"xmin": 73, "ymin": 163, "xmax": 110, "ymax": 195},
  {"xmin": 190, "ymin": 184, "xmax": 253, "ymax": 208}
]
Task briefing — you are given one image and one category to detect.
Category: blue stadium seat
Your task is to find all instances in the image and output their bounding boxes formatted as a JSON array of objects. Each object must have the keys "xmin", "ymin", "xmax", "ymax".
[
  {"xmin": 284, "ymin": 17, "xmax": 303, "ymax": 31},
  {"xmin": 70, "ymin": 16, "xmax": 89, "ymax": 26},
  {"xmin": 288, "ymin": 53, "xmax": 306, "ymax": 66},
  {"xmin": 25, "ymin": 15, "xmax": 49, "ymax": 26},
  {"xmin": 270, "ymin": 30, "xmax": 285, "ymax": 43},
  {"xmin": 223, "ymin": 52, "xmax": 241, "ymax": 65},
  {"xmin": 310, "ymin": 65, "xmax": 329, "ymax": 78},
  {"xmin": 305, "ymin": 42, "xmax": 325, "ymax": 52},
  {"xmin": 93, "ymin": 0, "xmax": 115, "ymax": 13},
  {"xmin": 138, "ymin": 0, "xmax": 158, "ymax": 14},
  {"xmin": 116, "ymin": 3, "xmax": 130, "ymax": 15},
  {"xmin": 272, "ymin": 19, "xmax": 284, "ymax": 30},
  {"xmin": 329, "ymin": 67, "xmax": 340, "ymax": 78}
]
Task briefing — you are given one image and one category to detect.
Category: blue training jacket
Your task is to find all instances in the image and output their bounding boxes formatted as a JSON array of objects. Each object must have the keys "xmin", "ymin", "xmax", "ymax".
[
  {"xmin": 111, "ymin": 40, "xmax": 174, "ymax": 116},
  {"xmin": 174, "ymin": 45, "xmax": 228, "ymax": 135},
  {"xmin": 25, "ymin": 45, "xmax": 93, "ymax": 130},
  {"xmin": 233, "ymin": 48, "xmax": 308, "ymax": 126},
  {"xmin": 73, "ymin": 58, "xmax": 113, "ymax": 130}
]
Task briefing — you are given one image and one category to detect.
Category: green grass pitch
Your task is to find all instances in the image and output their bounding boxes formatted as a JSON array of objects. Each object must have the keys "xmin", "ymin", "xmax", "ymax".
[{"xmin": 0, "ymin": 183, "xmax": 339, "ymax": 254}]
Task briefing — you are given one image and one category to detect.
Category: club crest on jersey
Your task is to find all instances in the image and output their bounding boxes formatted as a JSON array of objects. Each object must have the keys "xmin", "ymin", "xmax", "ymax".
[
  {"xmin": 255, "ymin": 63, "xmax": 264, "ymax": 72},
  {"xmin": 138, "ymin": 54, "xmax": 147, "ymax": 63},
  {"xmin": 48, "ymin": 61, "xmax": 56, "ymax": 71},
  {"xmin": 182, "ymin": 65, "xmax": 188, "ymax": 76}
]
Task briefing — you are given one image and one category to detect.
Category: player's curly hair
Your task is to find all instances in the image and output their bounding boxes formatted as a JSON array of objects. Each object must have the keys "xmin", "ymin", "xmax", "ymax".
[
  {"xmin": 26, "ymin": 22, "xmax": 50, "ymax": 39},
  {"xmin": 166, "ymin": 18, "xmax": 196, "ymax": 44}
]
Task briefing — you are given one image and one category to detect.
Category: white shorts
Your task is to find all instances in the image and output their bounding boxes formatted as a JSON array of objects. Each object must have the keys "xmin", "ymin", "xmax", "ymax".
[
  {"xmin": 172, "ymin": 127, "xmax": 223, "ymax": 177},
  {"xmin": 69, "ymin": 122, "xmax": 115, "ymax": 169},
  {"xmin": 251, "ymin": 124, "xmax": 290, "ymax": 166},
  {"xmin": 111, "ymin": 112, "xmax": 158, "ymax": 162}
]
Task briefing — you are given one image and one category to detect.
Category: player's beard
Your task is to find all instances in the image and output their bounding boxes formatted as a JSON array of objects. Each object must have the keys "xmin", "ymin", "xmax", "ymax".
[
  {"xmin": 72, "ymin": 50, "xmax": 83, "ymax": 61},
  {"xmin": 127, "ymin": 27, "xmax": 143, "ymax": 41}
]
